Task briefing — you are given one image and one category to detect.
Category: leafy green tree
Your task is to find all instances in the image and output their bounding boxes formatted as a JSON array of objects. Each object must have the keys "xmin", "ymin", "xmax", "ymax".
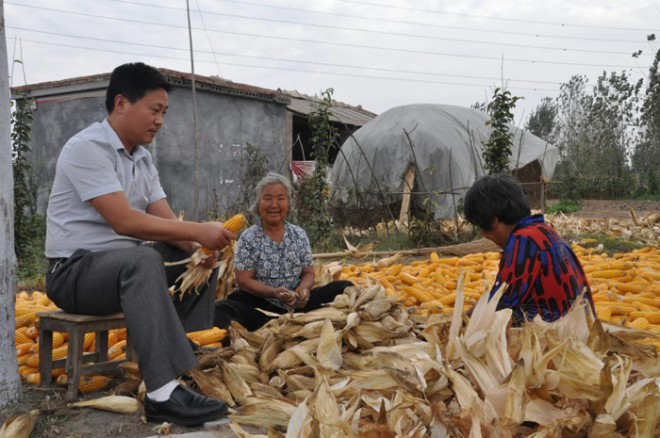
[
  {"xmin": 554, "ymin": 71, "xmax": 642, "ymax": 198},
  {"xmin": 11, "ymin": 98, "xmax": 35, "ymax": 262},
  {"xmin": 482, "ymin": 87, "xmax": 521, "ymax": 175},
  {"xmin": 554, "ymin": 75, "xmax": 593, "ymax": 176},
  {"xmin": 634, "ymin": 49, "xmax": 660, "ymax": 192},
  {"xmin": 297, "ymin": 88, "xmax": 338, "ymax": 247},
  {"xmin": 525, "ymin": 97, "xmax": 557, "ymax": 144},
  {"xmin": 587, "ymin": 70, "xmax": 641, "ymax": 179}
]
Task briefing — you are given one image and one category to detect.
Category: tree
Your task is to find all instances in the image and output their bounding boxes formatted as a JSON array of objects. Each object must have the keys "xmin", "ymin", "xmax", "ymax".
[
  {"xmin": 634, "ymin": 49, "xmax": 660, "ymax": 192},
  {"xmin": 297, "ymin": 88, "xmax": 338, "ymax": 247},
  {"xmin": 554, "ymin": 75, "xmax": 593, "ymax": 176},
  {"xmin": 587, "ymin": 70, "xmax": 641, "ymax": 179},
  {"xmin": 0, "ymin": 0, "xmax": 23, "ymax": 408},
  {"xmin": 482, "ymin": 87, "xmax": 521, "ymax": 175},
  {"xmin": 525, "ymin": 97, "xmax": 557, "ymax": 144},
  {"xmin": 11, "ymin": 97, "xmax": 34, "ymax": 263}
]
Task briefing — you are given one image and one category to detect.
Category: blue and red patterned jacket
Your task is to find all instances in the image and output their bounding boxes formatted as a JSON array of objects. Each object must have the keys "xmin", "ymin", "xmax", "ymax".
[{"xmin": 489, "ymin": 214, "xmax": 595, "ymax": 325}]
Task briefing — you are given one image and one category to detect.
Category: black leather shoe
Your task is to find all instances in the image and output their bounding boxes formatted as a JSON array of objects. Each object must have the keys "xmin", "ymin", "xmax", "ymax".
[{"xmin": 144, "ymin": 385, "xmax": 228, "ymax": 426}]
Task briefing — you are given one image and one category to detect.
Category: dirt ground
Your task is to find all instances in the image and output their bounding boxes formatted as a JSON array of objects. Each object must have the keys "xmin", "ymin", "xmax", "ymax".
[
  {"xmin": 0, "ymin": 383, "xmax": 243, "ymax": 438},
  {"xmin": 3, "ymin": 199, "xmax": 658, "ymax": 438}
]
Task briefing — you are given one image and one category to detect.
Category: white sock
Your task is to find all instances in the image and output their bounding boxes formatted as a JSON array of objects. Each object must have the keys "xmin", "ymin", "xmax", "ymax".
[{"xmin": 147, "ymin": 380, "xmax": 179, "ymax": 402}]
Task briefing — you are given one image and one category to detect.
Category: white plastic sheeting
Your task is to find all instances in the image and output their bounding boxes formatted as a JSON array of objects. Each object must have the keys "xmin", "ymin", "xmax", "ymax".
[{"xmin": 330, "ymin": 104, "xmax": 559, "ymax": 220}]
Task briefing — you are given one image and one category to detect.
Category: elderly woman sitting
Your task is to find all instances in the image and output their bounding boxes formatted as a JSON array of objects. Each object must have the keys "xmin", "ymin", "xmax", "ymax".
[{"xmin": 214, "ymin": 172, "xmax": 352, "ymax": 331}]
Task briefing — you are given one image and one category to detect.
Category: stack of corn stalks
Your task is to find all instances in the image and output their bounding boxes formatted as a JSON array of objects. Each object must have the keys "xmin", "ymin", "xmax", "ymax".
[
  {"xmin": 168, "ymin": 213, "xmax": 246, "ymax": 299},
  {"xmin": 546, "ymin": 211, "xmax": 660, "ymax": 247},
  {"xmin": 351, "ymin": 210, "xmax": 659, "ymax": 248},
  {"xmin": 188, "ymin": 281, "xmax": 659, "ymax": 436}
]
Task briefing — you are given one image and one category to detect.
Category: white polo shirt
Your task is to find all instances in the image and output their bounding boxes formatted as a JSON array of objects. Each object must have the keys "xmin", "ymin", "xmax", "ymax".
[{"xmin": 45, "ymin": 119, "xmax": 166, "ymax": 258}]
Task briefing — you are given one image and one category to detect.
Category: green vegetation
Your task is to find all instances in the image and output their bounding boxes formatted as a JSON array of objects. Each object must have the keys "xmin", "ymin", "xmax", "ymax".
[
  {"xmin": 563, "ymin": 232, "xmax": 642, "ymax": 255},
  {"xmin": 482, "ymin": 87, "xmax": 522, "ymax": 175},
  {"xmin": 15, "ymin": 214, "xmax": 47, "ymax": 291},
  {"xmin": 546, "ymin": 199, "xmax": 580, "ymax": 214},
  {"xmin": 634, "ymin": 192, "xmax": 660, "ymax": 201},
  {"xmin": 296, "ymin": 88, "xmax": 338, "ymax": 248}
]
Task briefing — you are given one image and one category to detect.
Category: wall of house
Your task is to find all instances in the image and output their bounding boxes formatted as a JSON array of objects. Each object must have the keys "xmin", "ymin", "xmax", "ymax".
[{"xmin": 26, "ymin": 85, "xmax": 289, "ymax": 219}]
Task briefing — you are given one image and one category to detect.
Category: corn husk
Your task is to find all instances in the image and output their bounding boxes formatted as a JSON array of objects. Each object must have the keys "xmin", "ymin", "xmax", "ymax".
[
  {"xmin": 0, "ymin": 409, "xmax": 38, "ymax": 438},
  {"xmin": 68, "ymin": 395, "xmax": 140, "ymax": 414},
  {"xmin": 167, "ymin": 248, "xmax": 223, "ymax": 300},
  {"xmin": 186, "ymin": 277, "xmax": 660, "ymax": 436}
]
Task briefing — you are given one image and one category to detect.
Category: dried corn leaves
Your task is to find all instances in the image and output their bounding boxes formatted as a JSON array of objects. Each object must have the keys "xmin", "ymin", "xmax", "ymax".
[{"xmin": 191, "ymin": 282, "xmax": 660, "ymax": 437}]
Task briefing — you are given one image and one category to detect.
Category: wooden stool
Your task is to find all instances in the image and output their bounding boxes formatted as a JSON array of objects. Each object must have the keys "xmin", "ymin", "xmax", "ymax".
[{"xmin": 37, "ymin": 310, "xmax": 133, "ymax": 402}]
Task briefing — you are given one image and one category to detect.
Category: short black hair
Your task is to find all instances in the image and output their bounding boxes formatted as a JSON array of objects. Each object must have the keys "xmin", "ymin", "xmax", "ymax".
[
  {"xmin": 105, "ymin": 62, "xmax": 172, "ymax": 114},
  {"xmin": 463, "ymin": 174, "xmax": 531, "ymax": 230}
]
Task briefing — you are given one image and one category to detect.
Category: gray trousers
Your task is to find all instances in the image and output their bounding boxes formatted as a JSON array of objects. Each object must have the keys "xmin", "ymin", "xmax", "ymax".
[{"xmin": 46, "ymin": 243, "xmax": 217, "ymax": 391}]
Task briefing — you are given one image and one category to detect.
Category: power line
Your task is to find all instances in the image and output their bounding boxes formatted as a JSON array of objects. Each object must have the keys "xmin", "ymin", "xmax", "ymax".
[
  {"xmin": 194, "ymin": 0, "xmax": 223, "ymax": 77},
  {"xmin": 4, "ymin": 2, "xmax": 647, "ymax": 70},
  {"xmin": 192, "ymin": 28, "xmax": 645, "ymax": 70},
  {"xmin": 209, "ymin": 0, "xmax": 654, "ymax": 43},
  {"xmin": 7, "ymin": 26, "xmax": 563, "ymax": 85},
  {"xmin": 335, "ymin": 0, "xmax": 658, "ymax": 31},
  {"xmin": 8, "ymin": 35, "xmax": 559, "ymax": 92},
  {"xmin": 90, "ymin": 0, "xmax": 649, "ymax": 55},
  {"xmin": 167, "ymin": 10, "xmax": 642, "ymax": 56}
]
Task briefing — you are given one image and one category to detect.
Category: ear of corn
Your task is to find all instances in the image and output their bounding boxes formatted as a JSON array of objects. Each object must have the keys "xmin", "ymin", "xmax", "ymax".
[
  {"xmin": 171, "ymin": 213, "xmax": 246, "ymax": 298},
  {"xmin": 223, "ymin": 213, "xmax": 246, "ymax": 233},
  {"xmin": 68, "ymin": 395, "xmax": 139, "ymax": 413},
  {"xmin": 201, "ymin": 213, "xmax": 246, "ymax": 255},
  {"xmin": 78, "ymin": 375, "xmax": 112, "ymax": 394},
  {"xmin": 187, "ymin": 327, "xmax": 227, "ymax": 346}
]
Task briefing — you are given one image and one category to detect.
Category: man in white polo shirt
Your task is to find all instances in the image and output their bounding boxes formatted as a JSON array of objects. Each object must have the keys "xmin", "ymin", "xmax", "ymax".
[{"xmin": 45, "ymin": 62, "xmax": 231, "ymax": 426}]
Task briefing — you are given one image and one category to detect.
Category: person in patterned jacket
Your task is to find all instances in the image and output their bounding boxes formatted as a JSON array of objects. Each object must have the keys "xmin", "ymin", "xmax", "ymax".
[
  {"xmin": 463, "ymin": 174, "xmax": 595, "ymax": 326},
  {"xmin": 214, "ymin": 172, "xmax": 353, "ymax": 331}
]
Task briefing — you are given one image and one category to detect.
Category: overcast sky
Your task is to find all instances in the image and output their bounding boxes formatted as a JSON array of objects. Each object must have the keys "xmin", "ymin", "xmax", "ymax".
[{"xmin": 4, "ymin": 0, "xmax": 659, "ymax": 124}]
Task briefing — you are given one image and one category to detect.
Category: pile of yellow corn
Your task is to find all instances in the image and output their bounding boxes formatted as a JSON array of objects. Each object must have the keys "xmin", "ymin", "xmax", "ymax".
[
  {"xmin": 333, "ymin": 244, "xmax": 660, "ymax": 350},
  {"xmin": 13, "ymin": 291, "xmax": 226, "ymax": 393}
]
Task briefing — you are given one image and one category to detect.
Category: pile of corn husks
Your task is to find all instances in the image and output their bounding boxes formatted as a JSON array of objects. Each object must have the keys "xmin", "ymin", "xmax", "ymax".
[
  {"xmin": 190, "ymin": 281, "xmax": 660, "ymax": 437},
  {"xmin": 547, "ymin": 211, "xmax": 660, "ymax": 247}
]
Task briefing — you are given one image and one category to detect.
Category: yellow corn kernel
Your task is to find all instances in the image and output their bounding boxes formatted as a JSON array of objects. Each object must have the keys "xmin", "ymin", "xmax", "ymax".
[
  {"xmin": 590, "ymin": 270, "xmax": 627, "ymax": 279},
  {"xmin": 15, "ymin": 342, "xmax": 34, "ymax": 357},
  {"xmin": 20, "ymin": 365, "xmax": 39, "ymax": 378},
  {"xmin": 56, "ymin": 374, "xmax": 68, "ymax": 386},
  {"xmin": 15, "ymin": 328, "xmax": 33, "ymax": 345},
  {"xmin": 25, "ymin": 354, "xmax": 40, "ymax": 368},
  {"xmin": 596, "ymin": 307, "xmax": 612, "ymax": 321},
  {"xmin": 52, "ymin": 345, "xmax": 68, "ymax": 360},
  {"xmin": 26, "ymin": 373, "xmax": 41, "ymax": 385},
  {"xmin": 84, "ymin": 332, "xmax": 95, "ymax": 352},
  {"xmin": 52, "ymin": 332, "xmax": 65, "ymax": 349},
  {"xmin": 223, "ymin": 213, "xmax": 246, "ymax": 233},
  {"xmin": 386, "ymin": 264, "xmax": 403, "ymax": 276},
  {"xmin": 79, "ymin": 375, "xmax": 112, "ymax": 394},
  {"xmin": 15, "ymin": 313, "xmax": 38, "ymax": 329},
  {"xmin": 187, "ymin": 328, "xmax": 227, "ymax": 346},
  {"xmin": 628, "ymin": 311, "xmax": 660, "ymax": 325},
  {"xmin": 108, "ymin": 340, "xmax": 127, "ymax": 360},
  {"xmin": 398, "ymin": 272, "xmax": 418, "ymax": 286},
  {"xmin": 439, "ymin": 292, "xmax": 457, "ymax": 306},
  {"xmin": 628, "ymin": 317, "xmax": 650, "ymax": 331}
]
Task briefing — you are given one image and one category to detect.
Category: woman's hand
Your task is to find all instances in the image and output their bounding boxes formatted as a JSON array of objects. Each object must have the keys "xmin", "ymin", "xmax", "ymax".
[
  {"xmin": 273, "ymin": 287, "xmax": 297, "ymax": 308},
  {"xmin": 294, "ymin": 287, "xmax": 310, "ymax": 309}
]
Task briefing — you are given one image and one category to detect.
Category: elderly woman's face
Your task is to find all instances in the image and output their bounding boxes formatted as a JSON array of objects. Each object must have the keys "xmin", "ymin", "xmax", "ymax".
[{"xmin": 258, "ymin": 183, "xmax": 289, "ymax": 226}]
